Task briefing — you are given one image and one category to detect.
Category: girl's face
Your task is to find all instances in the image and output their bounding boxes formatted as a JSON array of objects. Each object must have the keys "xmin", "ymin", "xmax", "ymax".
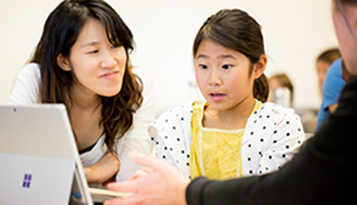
[
  {"xmin": 333, "ymin": 3, "xmax": 357, "ymax": 76},
  {"xmin": 195, "ymin": 39, "xmax": 265, "ymax": 112},
  {"xmin": 316, "ymin": 60, "xmax": 331, "ymax": 89},
  {"xmin": 58, "ymin": 19, "xmax": 127, "ymax": 98}
]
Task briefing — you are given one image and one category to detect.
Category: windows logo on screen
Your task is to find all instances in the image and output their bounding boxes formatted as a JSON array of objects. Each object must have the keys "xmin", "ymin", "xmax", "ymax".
[{"xmin": 22, "ymin": 174, "xmax": 32, "ymax": 188}]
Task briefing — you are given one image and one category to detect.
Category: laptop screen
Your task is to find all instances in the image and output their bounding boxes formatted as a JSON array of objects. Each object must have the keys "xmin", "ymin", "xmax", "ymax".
[{"xmin": 0, "ymin": 104, "xmax": 93, "ymax": 205}]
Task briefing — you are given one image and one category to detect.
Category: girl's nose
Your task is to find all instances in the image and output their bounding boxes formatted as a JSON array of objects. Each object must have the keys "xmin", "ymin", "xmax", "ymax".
[{"xmin": 208, "ymin": 69, "xmax": 222, "ymax": 86}]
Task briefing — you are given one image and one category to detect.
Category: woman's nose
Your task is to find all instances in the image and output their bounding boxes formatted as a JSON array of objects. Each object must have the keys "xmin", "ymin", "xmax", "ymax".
[{"xmin": 101, "ymin": 49, "xmax": 117, "ymax": 68}]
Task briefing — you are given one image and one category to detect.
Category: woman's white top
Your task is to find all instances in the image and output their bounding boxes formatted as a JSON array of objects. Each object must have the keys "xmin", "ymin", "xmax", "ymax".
[
  {"xmin": 148, "ymin": 101, "xmax": 305, "ymax": 178},
  {"xmin": 7, "ymin": 63, "xmax": 156, "ymax": 182}
]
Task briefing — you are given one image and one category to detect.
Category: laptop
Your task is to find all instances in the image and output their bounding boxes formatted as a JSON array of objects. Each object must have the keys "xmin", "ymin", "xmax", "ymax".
[{"xmin": 0, "ymin": 104, "xmax": 130, "ymax": 205}]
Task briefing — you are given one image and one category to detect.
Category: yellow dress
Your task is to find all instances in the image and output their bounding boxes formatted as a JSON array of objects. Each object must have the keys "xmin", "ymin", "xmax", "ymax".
[{"xmin": 190, "ymin": 100, "xmax": 262, "ymax": 180}]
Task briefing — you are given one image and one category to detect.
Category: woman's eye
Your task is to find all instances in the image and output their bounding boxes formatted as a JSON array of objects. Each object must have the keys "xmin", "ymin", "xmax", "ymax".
[
  {"xmin": 87, "ymin": 50, "xmax": 99, "ymax": 54},
  {"xmin": 111, "ymin": 44, "xmax": 123, "ymax": 49},
  {"xmin": 222, "ymin": 64, "xmax": 232, "ymax": 69}
]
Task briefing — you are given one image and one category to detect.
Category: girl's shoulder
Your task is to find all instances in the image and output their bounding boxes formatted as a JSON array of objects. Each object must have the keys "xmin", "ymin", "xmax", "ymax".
[
  {"xmin": 153, "ymin": 101, "xmax": 196, "ymax": 124},
  {"xmin": 245, "ymin": 102, "xmax": 304, "ymax": 139},
  {"xmin": 148, "ymin": 101, "xmax": 196, "ymax": 141},
  {"xmin": 255, "ymin": 102, "xmax": 297, "ymax": 116},
  {"xmin": 249, "ymin": 102, "xmax": 300, "ymax": 125}
]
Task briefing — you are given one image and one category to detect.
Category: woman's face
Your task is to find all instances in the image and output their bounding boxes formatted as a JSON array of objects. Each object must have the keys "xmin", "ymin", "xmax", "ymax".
[
  {"xmin": 62, "ymin": 19, "xmax": 127, "ymax": 98},
  {"xmin": 333, "ymin": 3, "xmax": 357, "ymax": 76},
  {"xmin": 194, "ymin": 39, "xmax": 264, "ymax": 112}
]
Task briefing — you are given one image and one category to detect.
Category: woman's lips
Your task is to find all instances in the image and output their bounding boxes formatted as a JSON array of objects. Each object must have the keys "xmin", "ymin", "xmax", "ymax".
[{"xmin": 100, "ymin": 71, "xmax": 118, "ymax": 80}]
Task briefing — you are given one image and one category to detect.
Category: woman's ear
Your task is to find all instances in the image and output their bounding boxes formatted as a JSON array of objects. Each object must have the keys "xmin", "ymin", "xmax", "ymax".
[
  {"xmin": 348, "ymin": 6, "xmax": 357, "ymax": 35},
  {"xmin": 56, "ymin": 54, "xmax": 71, "ymax": 71},
  {"xmin": 253, "ymin": 54, "xmax": 267, "ymax": 79},
  {"xmin": 342, "ymin": 4, "xmax": 357, "ymax": 28}
]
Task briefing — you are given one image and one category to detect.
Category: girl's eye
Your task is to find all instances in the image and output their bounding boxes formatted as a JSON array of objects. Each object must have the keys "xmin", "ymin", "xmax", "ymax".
[
  {"xmin": 222, "ymin": 64, "xmax": 232, "ymax": 69},
  {"xmin": 199, "ymin": 64, "xmax": 208, "ymax": 69}
]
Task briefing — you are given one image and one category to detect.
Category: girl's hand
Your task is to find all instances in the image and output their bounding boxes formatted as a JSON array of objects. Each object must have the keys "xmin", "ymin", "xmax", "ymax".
[{"xmin": 83, "ymin": 152, "xmax": 120, "ymax": 185}]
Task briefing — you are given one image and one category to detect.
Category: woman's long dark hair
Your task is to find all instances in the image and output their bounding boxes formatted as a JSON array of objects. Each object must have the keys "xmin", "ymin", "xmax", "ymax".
[
  {"xmin": 31, "ymin": 0, "xmax": 143, "ymax": 153},
  {"xmin": 193, "ymin": 9, "xmax": 269, "ymax": 102}
]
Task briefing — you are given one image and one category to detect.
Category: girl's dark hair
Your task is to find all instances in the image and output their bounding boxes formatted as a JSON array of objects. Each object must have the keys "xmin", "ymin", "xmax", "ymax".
[
  {"xmin": 317, "ymin": 48, "xmax": 341, "ymax": 65},
  {"xmin": 31, "ymin": 0, "xmax": 143, "ymax": 153},
  {"xmin": 193, "ymin": 9, "xmax": 269, "ymax": 102}
]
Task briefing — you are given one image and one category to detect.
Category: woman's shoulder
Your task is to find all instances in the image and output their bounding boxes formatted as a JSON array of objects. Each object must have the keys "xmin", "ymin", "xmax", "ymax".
[
  {"xmin": 131, "ymin": 67, "xmax": 153, "ymax": 86},
  {"xmin": 131, "ymin": 67, "xmax": 155, "ymax": 105},
  {"xmin": 18, "ymin": 63, "xmax": 41, "ymax": 78},
  {"xmin": 7, "ymin": 63, "xmax": 41, "ymax": 104}
]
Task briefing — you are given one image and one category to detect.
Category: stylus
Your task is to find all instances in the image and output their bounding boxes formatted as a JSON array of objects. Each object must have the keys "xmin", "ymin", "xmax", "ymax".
[{"xmin": 71, "ymin": 192, "xmax": 82, "ymax": 198}]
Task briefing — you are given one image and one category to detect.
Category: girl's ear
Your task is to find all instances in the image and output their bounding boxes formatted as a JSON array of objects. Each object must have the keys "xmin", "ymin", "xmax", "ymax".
[
  {"xmin": 56, "ymin": 54, "xmax": 71, "ymax": 71},
  {"xmin": 253, "ymin": 54, "xmax": 267, "ymax": 79}
]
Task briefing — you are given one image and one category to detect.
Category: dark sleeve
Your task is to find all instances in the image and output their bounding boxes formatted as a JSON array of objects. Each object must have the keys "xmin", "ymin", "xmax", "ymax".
[{"xmin": 186, "ymin": 77, "xmax": 357, "ymax": 205}]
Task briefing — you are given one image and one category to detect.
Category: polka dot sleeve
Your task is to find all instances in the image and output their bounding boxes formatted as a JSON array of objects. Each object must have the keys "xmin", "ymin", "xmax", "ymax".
[
  {"xmin": 148, "ymin": 102, "xmax": 194, "ymax": 178},
  {"xmin": 242, "ymin": 103, "xmax": 305, "ymax": 176}
]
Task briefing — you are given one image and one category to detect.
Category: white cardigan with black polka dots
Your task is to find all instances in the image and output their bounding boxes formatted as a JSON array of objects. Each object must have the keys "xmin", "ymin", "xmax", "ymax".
[{"xmin": 148, "ymin": 101, "xmax": 305, "ymax": 179}]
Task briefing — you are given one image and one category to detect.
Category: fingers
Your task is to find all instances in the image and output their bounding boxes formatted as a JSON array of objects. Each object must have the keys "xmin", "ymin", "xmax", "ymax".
[
  {"xmin": 104, "ymin": 195, "xmax": 139, "ymax": 205},
  {"xmin": 130, "ymin": 151, "xmax": 161, "ymax": 171},
  {"xmin": 107, "ymin": 180, "xmax": 138, "ymax": 193},
  {"xmin": 128, "ymin": 169, "xmax": 148, "ymax": 181}
]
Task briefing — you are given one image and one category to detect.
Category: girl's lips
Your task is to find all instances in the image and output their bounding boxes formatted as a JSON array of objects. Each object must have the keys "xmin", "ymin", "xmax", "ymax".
[
  {"xmin": 100, "ymin": 71, "xmax": 118, "ymax": 80},
  {"xmin": 209, "ymin": 93, "xmax": 226, "ymax": 102}
]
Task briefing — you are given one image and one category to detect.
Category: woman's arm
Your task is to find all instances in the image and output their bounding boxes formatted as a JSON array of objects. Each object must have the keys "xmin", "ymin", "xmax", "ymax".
[
  {"xmin": 115, "ymin": 68, "xmax": 156, "ymax": 182},
  {"xmin": 83, "ymin": 152, "xmax": 120, "ymax": 185}
]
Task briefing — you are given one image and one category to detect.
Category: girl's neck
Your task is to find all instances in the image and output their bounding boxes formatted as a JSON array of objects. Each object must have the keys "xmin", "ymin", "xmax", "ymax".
[{"xmin": 203, "ymin": 96, "xmax": 257, "ymax": 130}]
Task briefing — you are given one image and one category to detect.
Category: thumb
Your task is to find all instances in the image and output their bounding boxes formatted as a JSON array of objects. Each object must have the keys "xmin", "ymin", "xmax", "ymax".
[{"xmin": 130, "ymin": 151, "xmax": 161, "ymax": 171}]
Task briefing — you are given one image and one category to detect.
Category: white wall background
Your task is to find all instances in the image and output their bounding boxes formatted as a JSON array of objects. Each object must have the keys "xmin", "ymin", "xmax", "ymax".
[{"xmin": 0, "ymin": 0, "xmax": 337, "ymax": 116}]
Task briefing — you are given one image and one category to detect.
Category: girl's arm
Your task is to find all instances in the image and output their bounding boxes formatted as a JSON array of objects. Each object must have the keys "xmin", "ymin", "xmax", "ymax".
[
  {"xmin": 258, "ymin": 106, "xmax": 305, "ymax": 175},
  {"xmin": 148, "ymin": 102, "xmax": 194, "ymax": 178}
]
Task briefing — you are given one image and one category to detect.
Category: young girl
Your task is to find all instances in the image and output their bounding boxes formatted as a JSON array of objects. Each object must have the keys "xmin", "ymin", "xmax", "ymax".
[
  {"xmin": 148, "ymin": 9, "xmax": 305, "ymax": 180},
  {"xmin": 7, "ymin": 0, "xmax": 155, "ymax": 184},
  {"xmin": 106, "ymin": 1, "xmax": 357, "ymax": 204},
  {"xmin": 267, "ymin": 73, "xmax": 294, "ymax": 107},
  {"xmin": 316, "ymin": 48, "xmax": 341, "ymax": 94}
]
